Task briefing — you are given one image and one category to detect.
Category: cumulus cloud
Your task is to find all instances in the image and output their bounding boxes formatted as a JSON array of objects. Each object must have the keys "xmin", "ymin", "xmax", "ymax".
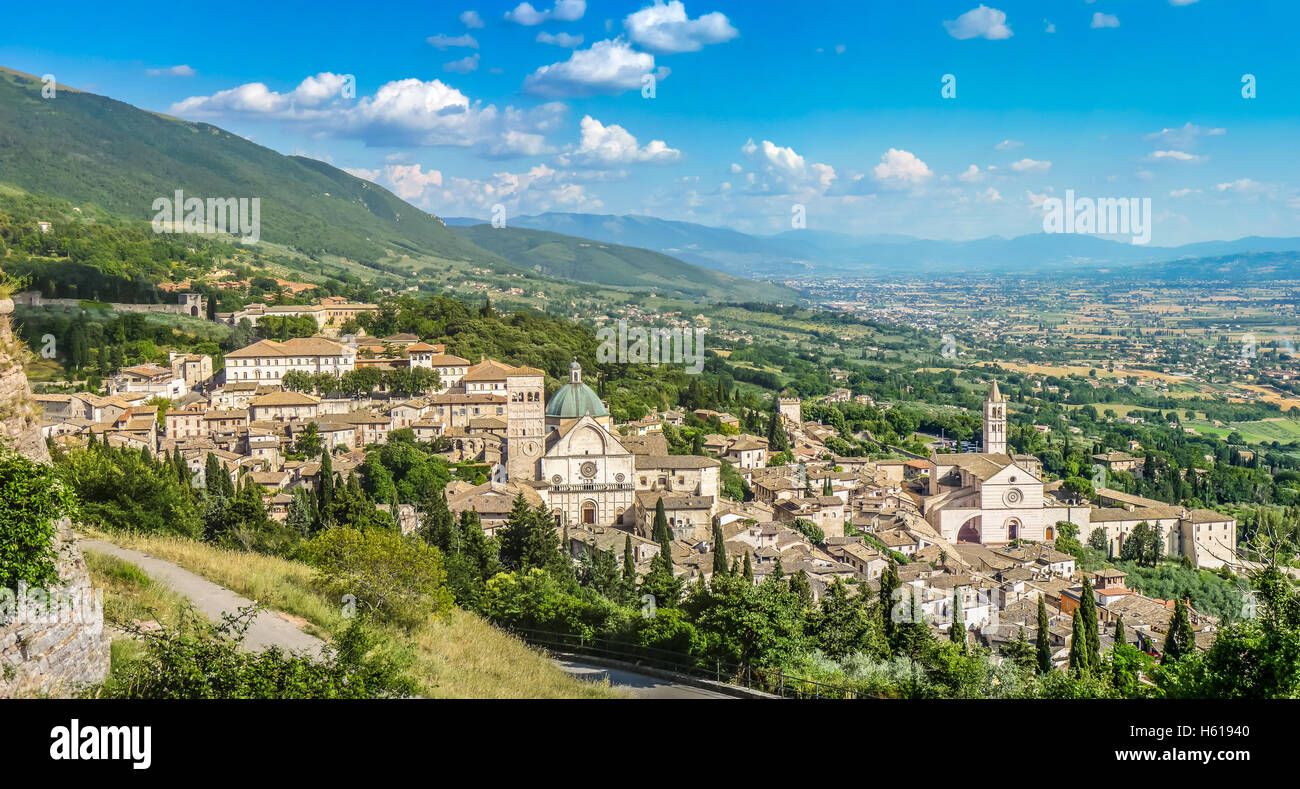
[
  {"xmin": 427, "ymin": 33, "xmax": 479, "ymax": 49},
  {"xmin": 436, "ymin": 163, "xmax": 603, "ymax": 215},
  {"xmin": 1090, "ymin": 12, "xmax": 1120, "ymax": 28},
  {"xmin": 623, "ymin": 1, "xmax": 739, "ymax": 54},
  {"xmin": 738, "ymin": 138, "xmax": 835, "ymax": 195},
  {"xmin": 1009, "ymin": 157, "xmax": 1051, "ymax": 173},
  {"xmin": 537, "ymin": 31, "xmax": 585, "ymax": 47},
  {"xmin": 460, "ymin": 10, "xmax": 485, "ymax": 28},
  {"xmin": 523, "ymin": 38, "xmax": 668, "ymax": 98},
  {"xmin": 557, "ymin": 115, "xmax": 682, "ymax": 166},
  {"xmin": 146, "ymin": 64, "xmax": 196, "ymax": 77},
  {"xmin": 873, "ymin": 148, "xmax": 933, "ymax": 187},
  {"xmin": 171, "ymin": 72, "xmax": 565, "ymax": 157},
  {"xmin": 958, "ymin": 164, "xmax": 990, "ymax": 183},
  {"xmin": 505, "ymin": 0, "xmax": 585, "ymax": 25},
  {"xmin": 943, "ymin": 5, "xmax": 1013, "ymax": 40}
]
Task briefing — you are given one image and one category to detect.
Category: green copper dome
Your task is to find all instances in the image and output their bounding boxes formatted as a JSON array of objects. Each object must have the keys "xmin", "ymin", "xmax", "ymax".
[{"xmin": 546, "ymin": 360, "xmax": 608, "ymax": 419}]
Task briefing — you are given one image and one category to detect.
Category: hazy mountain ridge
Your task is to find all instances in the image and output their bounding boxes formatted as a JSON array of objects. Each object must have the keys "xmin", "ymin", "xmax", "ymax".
[{"xmin": 453, "ymin": 211, "xmax": 1300, "ymax": 280}]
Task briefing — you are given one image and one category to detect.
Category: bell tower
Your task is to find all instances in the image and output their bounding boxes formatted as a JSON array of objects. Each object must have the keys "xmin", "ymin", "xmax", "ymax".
[{"xmin": 983, "ymin": 380, "xmax": 1006, "ymax": 455}]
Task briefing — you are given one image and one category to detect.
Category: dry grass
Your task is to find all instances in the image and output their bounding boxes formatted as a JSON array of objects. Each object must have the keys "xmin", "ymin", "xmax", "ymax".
[{"xmin": 77, "ymin": 528, "xmax": 622, "ymax": 699}]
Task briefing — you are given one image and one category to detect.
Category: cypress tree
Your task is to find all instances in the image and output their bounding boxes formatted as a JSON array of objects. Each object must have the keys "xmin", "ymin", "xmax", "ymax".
[
  {"xmin": 822, "ymin": 477, "xmax": 833, "ymax": 496},
  {"xmin": 1036, "ymin": 595, "xmax": 1052, "ymax": 674},
  {"xmin": 318, "ymin": 452, "xmax": 334, "ymax": 513},
  {"xmin": 712, "ymin": 519, "xmax": 728, "ymax": 575},
  {"xmin": 652, "ymin": 497, "xmax": 670, "ymax": 543},
  {"xmin": 880, "ymin": 559, "xmax": 901, "ymax": 641},
  {"xmin": 1162, "ymin": 598, "xmax": 1195, "ymax": 663},
  {"xmin": 1069, "ymin": 609, "xmax": 1087, "ymax": 676},
  {"xmin": 621, "ymin": 535, "xmax": 637, "ymax": 601},
  {"xmin": 1113, "ymin": 614, "xmax": 1126, "ymax": 650},
  {"xmin": 950, "ymin": 587, "xmax": 965, "ymax": 651},
  {"xmin": 1079, "ymin": 576, "xmax": 1100, "ymax": 669},
  {"xmin": 770, "ymin": 555, "xmax": 785, "ymax": 581},
  {"xmin": 742, "ymin": 551, "xmax": 753, "ymax": 584}
]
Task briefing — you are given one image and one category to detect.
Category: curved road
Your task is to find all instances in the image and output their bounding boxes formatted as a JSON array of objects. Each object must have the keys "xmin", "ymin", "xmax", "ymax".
[{"xmin": 551, "ymin": 657, "xmax": 735, "ymax": 699}]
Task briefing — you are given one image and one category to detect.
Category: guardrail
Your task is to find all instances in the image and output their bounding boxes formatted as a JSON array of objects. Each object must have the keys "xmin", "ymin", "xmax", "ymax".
[{"xmin": 506, "ymin": 626, "xmax": 872, "ymax": 699}]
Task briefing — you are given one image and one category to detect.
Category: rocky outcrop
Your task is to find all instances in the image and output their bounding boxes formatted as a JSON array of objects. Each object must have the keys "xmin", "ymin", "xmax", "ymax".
[{"xmin": 0, "ymin": 297, "xmax": 110, "ymax": 696}]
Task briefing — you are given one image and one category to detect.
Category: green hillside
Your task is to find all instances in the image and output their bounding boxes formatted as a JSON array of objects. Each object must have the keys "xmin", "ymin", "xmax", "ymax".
[
  {"xmin": 0, "ymin": 67, "xmax": 503, "ymax": 267},
  {"xmin": 452, "ymin": 224, "xmax": 794, "ymax": 302}
]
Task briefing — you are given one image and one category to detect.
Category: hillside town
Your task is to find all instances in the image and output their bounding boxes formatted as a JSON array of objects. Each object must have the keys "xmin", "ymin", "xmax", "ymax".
[{"xmin": 28, "ymin": 302, "xmax": 1240, "ymax": 667}]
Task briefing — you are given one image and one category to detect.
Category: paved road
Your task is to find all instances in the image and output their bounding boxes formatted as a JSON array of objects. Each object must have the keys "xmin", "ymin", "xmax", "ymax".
[
  {"xmin": 552, "ymin": 657, "xmax": 735, "ymax": 699},
  {"xmin": 80, "ymin": 539, "xmax": 326, "ymax": 656}
]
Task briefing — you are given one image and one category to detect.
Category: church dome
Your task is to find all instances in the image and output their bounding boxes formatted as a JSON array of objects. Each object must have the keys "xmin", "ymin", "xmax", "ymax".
[{"xmin": 546, "ymin": 360, "xmax": 608, "ymax": 419}]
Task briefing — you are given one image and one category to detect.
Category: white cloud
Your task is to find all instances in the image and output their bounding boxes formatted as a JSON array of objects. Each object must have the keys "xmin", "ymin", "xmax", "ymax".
[
  {"xmin": 1217, "ymin": 179, "xmax": 1265, "ymax": 194},
  {"xmin": 1010, "ymin": 157, "xmax": 1051, "ymax": 173},
  {"xmin": 444, "ymin": 53, "xmax": 481, "ymax": 74},
  {"xmin": 1145, "ymin": 122, "xmax": 1225, "ymax": 147},
  {"xmin": 430, "ymin": 163, "xmax": 604, "ymax": 215},
  {"xmin": 944, "ymin": 5, "xmax": 1013, "ymax": 40},
  {"xmin": 506, "ymin": 0, "xmax": 586, "ymax": 25},
  {"xmin": 146, "ymin": 64, "xmax": 196, "ymax": 77},
  {"xmin": 460, "ymin": 10, "xmax": 485, "ymax": 28},
  {"xmin": 739, "ymin": 138, "xmax": 836, "ymax": 194},
  {"xmin": 427, "ymin": 33, "xmax": 479, "ymax": 49},
  {"xmin": 873, "ymin": 148, "xmax": 933, "ymax": 187},
  {"xmin": 623, "ymin": 1, "xmax": 739, "ymax": 54},
  {"xmin": 1044, "ymin": 20, "xmax": 1055, "ymax": 33},
  {"xmin": 1169, "ymin": 188, "xmax": 1199, "ymax": 197},
  {"xmin": 537, "ymin": 31, "xmax": 585, "ymax": 47},
  {"xmin": 995, "ymin": 139, "xmax": 1023, "ymax": 150},
  {"xmin": 172, "ymin": 73, "xmax": 565, "ymax": 157},
  {"xmin": 523, "ymin": 38, "xmax": 667, "ymax": 98},
  {"xmin": 385, "ymin": 164, "xmax": 445, "ymax": 200},
  {"xmin": 1090, "ymin": 13, "xmax": 1120, "ymax": 28},
  {"xmin": 558, "ymin": 115, "xmax": 682, "ymax": 166},
  {"xmin": 980, "ymin": 187, "xmax": 1002, "ymax": 202},
  {"xmin": 958, "ymin": 164, "xmax": 990, "ymax": 183},
  {"xmin": 1169, "ymin": 0, "xmax": 1199, "ymax": 6},
  {"xmin": 1147, "ymin": 150, "xmax": 1206, "ymax": 162}
]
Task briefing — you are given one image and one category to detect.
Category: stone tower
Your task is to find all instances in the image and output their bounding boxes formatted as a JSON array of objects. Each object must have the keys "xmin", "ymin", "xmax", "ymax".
[
  {"xmin": 505, "ymin": 365, "xmax": 545, "ymax": 481},
  {"xmin": 983, "ymin": 380, "xmax": 1006, "ymax": 455}
]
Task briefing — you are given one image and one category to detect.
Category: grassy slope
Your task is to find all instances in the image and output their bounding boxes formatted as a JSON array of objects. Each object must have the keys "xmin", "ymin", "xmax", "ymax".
[{"xmin": 80, "ymin": 529, "xmax": 619, "ymax": 699}]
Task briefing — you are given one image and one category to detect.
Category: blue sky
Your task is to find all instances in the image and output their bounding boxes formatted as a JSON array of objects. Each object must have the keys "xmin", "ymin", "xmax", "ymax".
[{"xmin": 3, "ymin": 0, "xmax": 1298, "ymax": 244}]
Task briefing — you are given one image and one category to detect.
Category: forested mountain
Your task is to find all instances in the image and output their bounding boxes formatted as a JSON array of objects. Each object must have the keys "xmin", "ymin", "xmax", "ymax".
[{"xmin": 0, "ymin": 67, "xmax": 507, "ymax": 266}]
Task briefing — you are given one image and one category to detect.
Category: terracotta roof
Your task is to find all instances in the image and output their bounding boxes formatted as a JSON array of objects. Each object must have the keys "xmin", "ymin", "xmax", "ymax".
[{"xmin": 249, "ymin": 392, "xmax": 321, "ymax": 407}]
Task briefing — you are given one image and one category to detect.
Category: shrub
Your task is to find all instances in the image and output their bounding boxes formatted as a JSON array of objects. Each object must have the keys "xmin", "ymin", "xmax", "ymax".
[
  {"xmin": 97, "ymin": 605, "xmax": 417, "ymax": 699},
  {"xmin": 305, "ymin": 527, "xmax": 453, "ymax": 631},
  {"xmin": 0, "ymin": 450, "xmax": 77, "ymax": 589}
]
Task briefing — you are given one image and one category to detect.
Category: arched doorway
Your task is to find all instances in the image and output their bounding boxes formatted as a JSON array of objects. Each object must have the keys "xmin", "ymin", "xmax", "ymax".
[
  {"xmin": 1005, "ymin": 518, "xmax": 1021, "ymax": 541},
  {"xmin": 580, "ymin": 500, "xmax": 597, "ymax": 524},
  {"xmin": 957, "ymin": 517, "xmax": 981, "ymax": 543},
  {"xmin": 1045, "ymin": 525, "xmax": 1055, "ymax": 541}
]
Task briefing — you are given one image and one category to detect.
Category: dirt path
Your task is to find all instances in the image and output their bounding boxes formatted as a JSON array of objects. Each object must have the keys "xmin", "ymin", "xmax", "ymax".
[{"xmin": 80, "ymin": 539, "xmax": 326, "ymax": 656}]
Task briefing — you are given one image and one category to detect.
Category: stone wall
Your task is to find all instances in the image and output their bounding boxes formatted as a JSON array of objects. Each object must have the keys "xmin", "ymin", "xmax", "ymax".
[{"xmin": 0, "ymin": 297, "xmax": 110, "ymax": 697}]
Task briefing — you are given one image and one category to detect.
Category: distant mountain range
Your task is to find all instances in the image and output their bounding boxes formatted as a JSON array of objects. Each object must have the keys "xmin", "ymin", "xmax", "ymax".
[
  {"xmin": 447, "ymin": 212, "xmax": 1300, "ymax": 281},
  {"xmin": 449, "ymin": 224, "xmax": 792, "ymax": 301}
]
